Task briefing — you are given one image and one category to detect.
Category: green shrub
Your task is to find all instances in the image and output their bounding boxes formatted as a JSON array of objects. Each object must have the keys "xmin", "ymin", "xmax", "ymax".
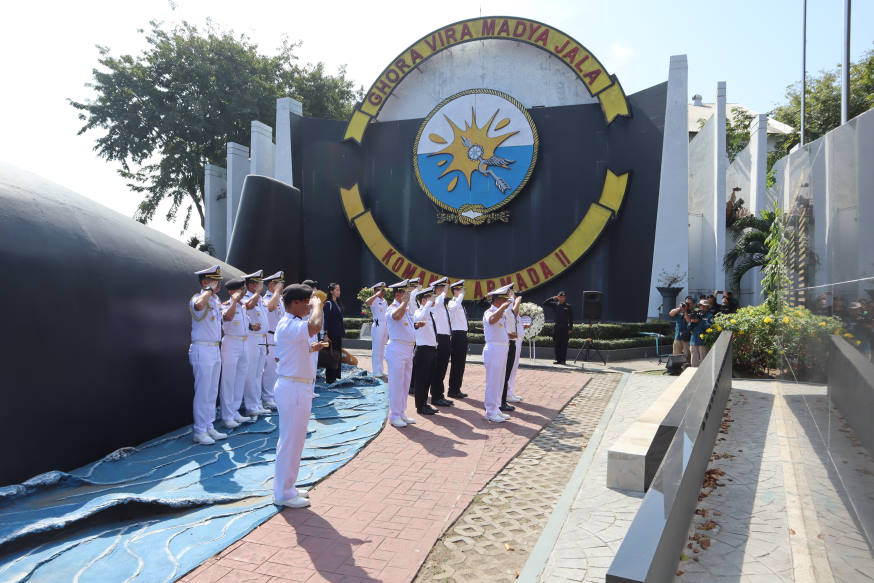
[
  {"xmin": 344, "ymin": 329, "xmax": 360, "ymax": 340},
  {"xmin": 701, "ymin": 304, "xmax": 843, "ymax": 380},
  {"xmin": 343, "ymin": 317, "xmax": 369, "ymax": 328}
]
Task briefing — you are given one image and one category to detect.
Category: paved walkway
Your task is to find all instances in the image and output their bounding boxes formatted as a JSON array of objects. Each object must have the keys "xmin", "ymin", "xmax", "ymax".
[
  {"xmin": 181, "ymin": 362, "xmax": 590, "ymax": 583},
  {"xmin": 414, "ymin": 371, "xmax": 622, "ymax": 582}
]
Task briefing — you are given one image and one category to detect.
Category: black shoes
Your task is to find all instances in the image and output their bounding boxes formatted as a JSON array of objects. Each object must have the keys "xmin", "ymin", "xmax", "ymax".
[
  {"xmin": 447, "ymin": 391, "xmax": 468, "ymax": 398},
  {"xmin": 432, "ymin": 398, "xmax": 454, "ymax": 407},
  {"xmin": 409, "ymin": 388, "xmax": 415, "ymax": 395},
  {"xmin": 417, "ymin": 405, "xmax": 439, "ymax": 415},
  {"xmin": 499, "ymin": 404, "xmax": 516, "ymax": 412}
]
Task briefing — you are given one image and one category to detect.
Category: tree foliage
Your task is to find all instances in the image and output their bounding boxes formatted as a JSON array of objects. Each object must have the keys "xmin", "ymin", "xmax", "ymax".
[
  {"xmin": 761, "ymin": 204, "xmax": 790, "ymax": 315},
  {"xmin": 71, "ymin": 20, "xmax": 362, "ymax": 231},
  {"xmin": 768, "ymin": 47, "xmax": 874, "ymax": 172},
  {"xmin": 723, "ymin": 209, "xmax": 775, "ymax": 293}
]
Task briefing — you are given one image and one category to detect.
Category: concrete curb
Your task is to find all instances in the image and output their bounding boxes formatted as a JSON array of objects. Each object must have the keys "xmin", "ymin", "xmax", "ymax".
[{"xmin": 517, "ymin": 372, "xmax": 631, "ymax": 582}]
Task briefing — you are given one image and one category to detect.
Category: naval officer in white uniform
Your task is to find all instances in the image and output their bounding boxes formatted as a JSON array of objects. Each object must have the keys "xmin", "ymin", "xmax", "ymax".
[
  {"xmin": 272, "ymin": 283, "xmax": 325, "ymax": 509},
  {"xmin": 506, "ymin": 293, "xmax": 528, "ymax": 403},
  {"xmin": 260, "ymin": 271, "xmax": 285, "ymax": 409},
  {"xmin": 384, "ymin": 280, "xmax": 418, "ymax": 428},
  {"xmin": 429, "ymin": 278, "xmax": 454, "ymax": 408},
  {"xmin": 189, "ymin": 265, "xmax": 227, "ymax": 445},
  {"xmin": 446, "ymin": 280, "xmax": 469, "ymax": 399},
  {"xmin": 482, "ymin": 284, "xmax": 514, "ymax": 423},
  {"xmin": 242, "ymin": 270, "xmax": 270, "ymax": 418},
  {"xmin": 364, "ymin": 282, "xmax": 388, "ymax": 378},
  {"xmin": 220, "ymin": 278, "xmax": 251, "ymax": 428}
]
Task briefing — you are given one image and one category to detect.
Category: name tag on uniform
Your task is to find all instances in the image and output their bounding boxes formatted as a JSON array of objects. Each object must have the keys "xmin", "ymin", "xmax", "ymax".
[
  {"xmin": 210, "ymin": 316, "xmax": 215, "ymax": 321},
  {"xmin": 498, "ymin": 323, "xmax": 503, "ymax": 328}
]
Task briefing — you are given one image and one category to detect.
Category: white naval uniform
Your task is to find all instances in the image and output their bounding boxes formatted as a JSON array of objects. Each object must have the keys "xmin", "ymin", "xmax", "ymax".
[
  {"xmin": 507, "ymin": 311, "xmax": 525, "ymax": 400},
  {"xmin": 220, "ymin": 298, "xmax": 250, "ymax": 423},
  {"xmin": 272, "ymin": 314, "xmax": 316, "ymax": 502},
  {"xmin": 243, "ymin": 290, "xmax": 268, "ymax": 411},
  {"xmin": 482, "ymin": 305, "xmax": 510, "ymax": 418},
  {"xmin": 370, "ymin": 296, "xmax": 388, "ymax": 376},
  {"xmin": 261, "ymin": 291, "xmax": 281, "ymax": 405},
  {"xmin": 189, "ymin": 291, "xmax": 222, "ymax": 434},
  {"xmin": 385, "ymin": 300, "xmax": 415, "ymax": 423}
]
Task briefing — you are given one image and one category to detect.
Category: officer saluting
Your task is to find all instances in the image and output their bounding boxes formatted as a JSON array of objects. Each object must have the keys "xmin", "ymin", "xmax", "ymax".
[
  {"xmin": 243, "ymin": 271, "xmax": 270, "ymax": 418},
  {"xmin": 412, "ymin": 285, "xmax": 440, "ymax": 416},
  {"xmin": 429, "ymin": 277, "xmax": 454, "ymax": 408},
  {"xmin": 220, "ymin": 278, "xmax": 251, "ymax": 429},
  {"xmin": 446, "ymin": 280, "xmax": 469, "ymax": 399},
  {"xmin": 543, "ymin": 291, "xmax": 574, "ymax": 365},
  {"xmin": 364, "ymin": 282, "xmax": 388, "ymax": 378},
  {"xmin": 385, "ymin": 280, "xmax": 418, "ymax": 428},
  {"xmin": 190, "ymin": 265, "xmax": 227, "ymax": 445},
  {"xmin": 260, "ymin": 271, "xmax": 285, "ymax": 410},
  {"xmin": 482, "ymin": 284, "xmax": 514, "ymax": 423}
]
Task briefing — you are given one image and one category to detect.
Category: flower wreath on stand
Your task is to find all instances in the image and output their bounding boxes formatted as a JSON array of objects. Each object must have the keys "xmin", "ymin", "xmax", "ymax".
[{"xmin": 518, "ymin": 302, "xmax": 545, "ymax": 361}]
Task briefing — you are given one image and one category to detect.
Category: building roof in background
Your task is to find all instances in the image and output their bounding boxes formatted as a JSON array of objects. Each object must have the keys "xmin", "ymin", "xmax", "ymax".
[{"xmin": 688, "ymin": 102, "xmax": 793, "ymax": 136}]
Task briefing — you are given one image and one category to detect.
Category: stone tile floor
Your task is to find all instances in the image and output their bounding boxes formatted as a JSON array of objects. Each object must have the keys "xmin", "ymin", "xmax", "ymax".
[
  {"xmin": 180, "ymin": 362, "xmax": 590, "ymax": 583},
  {"xmin": 413, "ymin": 371, "xmax": 621, "ymax": 582}
]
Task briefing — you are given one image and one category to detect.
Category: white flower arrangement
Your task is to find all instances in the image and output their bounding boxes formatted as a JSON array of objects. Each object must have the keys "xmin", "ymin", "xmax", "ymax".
[{"xmin": 518, "ymin": 302, "xmax": 545, "ymax": 340}]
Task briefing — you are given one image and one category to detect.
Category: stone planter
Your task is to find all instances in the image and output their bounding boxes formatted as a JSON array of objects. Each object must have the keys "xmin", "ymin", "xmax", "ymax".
[{"xmin": 656, "ymin": 286, "xmax": 683, "ymax": 321}]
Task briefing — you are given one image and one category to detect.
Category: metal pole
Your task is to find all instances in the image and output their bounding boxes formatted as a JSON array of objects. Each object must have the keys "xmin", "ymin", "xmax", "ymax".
[
  {"xmin": 801, "ymin": 0, "xmax": 807, "ymax": 146},
  {"xmin": 842, "ymin": 0, "xmax": 851, "ymax": 124}
]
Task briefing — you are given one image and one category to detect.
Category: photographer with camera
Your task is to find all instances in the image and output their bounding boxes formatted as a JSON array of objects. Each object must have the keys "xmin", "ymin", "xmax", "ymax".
[
  {"xmin": 686, "ymin": 298, "xmax": 713, "ymax": 367},
  {"xmin": 669, "ymin": 296, "xmax": 694, "ymax": 365}
]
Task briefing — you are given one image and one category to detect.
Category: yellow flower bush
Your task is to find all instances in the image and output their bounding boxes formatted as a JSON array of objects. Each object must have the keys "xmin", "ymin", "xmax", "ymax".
[
  {"xmin": 763, "ymin": 316, "xmax": 773, "ymax": 324},
  {"xmin": 782, "ymin": 316, "xmax": 790, "ymax": 324}
]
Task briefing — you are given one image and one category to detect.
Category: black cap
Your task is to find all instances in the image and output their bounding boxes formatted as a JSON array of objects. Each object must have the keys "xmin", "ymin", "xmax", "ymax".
[
  {"xmin": 282, "ymin": 283, "xmax": 313, "ymax": 303},
  {"xmin": 226, "ymin": 278, "xmax": 245, "ymax": 291}
]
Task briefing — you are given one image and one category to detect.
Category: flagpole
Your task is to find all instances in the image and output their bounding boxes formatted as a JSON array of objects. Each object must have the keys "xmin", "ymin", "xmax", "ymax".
[
  {"xmin": 841, "ymin": 0, "xmax": 851, "ymax": 124},
  {"xmin": 801, "ymin": 0, "xmax": 807, "ymax": 146}
]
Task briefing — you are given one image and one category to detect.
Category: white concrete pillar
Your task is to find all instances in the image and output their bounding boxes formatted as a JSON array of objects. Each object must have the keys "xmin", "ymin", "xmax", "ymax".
[
  {"xmin": 226, "ymin": 142, "xmax": 250, "ymax": 255},
  {"xmin": 748, "ymin": 114, "xmax": 768, "ymax": 303},
  {"xmin": 250, "ymin": 120, "xmax": 274, "ymax": 177},
  {"xmin": 647, "ymin": 55, "xmax": 690, "ymax": 319},
  {"xmin": 204, "ymin": 164, "xmax": 227, "ymax": 259},
  {"xmin": 275, "ymin": 97, "xmax": 302, "ymax": 186},
  {"xmin": 713, "ymin": 82, "xmax": 728, "ymax": 291}
]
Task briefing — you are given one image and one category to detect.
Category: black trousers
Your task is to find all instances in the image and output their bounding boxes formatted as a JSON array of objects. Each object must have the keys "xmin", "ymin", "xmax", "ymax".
[
  {"xmin": 553, "ymin": 328, "xmax": 569, "ymax": 363},
  {"xmin": 502, "ymin": 342, "xmax": 516, "ymax": 405},
  {"xmin": 448, "ymin": 330, "xmax": 468, "ymax": 393},
  {"xmin": 413, "ymin": 345, "xmax": 437, "ymax": 409},
  {"xmin": 326, "ymin": 335, "xmax": 342, "ymax": 383},
  {"xmin": 431, "ymin": 334, "xmax": 451, "ymax": 400}
]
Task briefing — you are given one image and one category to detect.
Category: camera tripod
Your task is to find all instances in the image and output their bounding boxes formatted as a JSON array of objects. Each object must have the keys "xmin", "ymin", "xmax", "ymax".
[{"xmin": 572, "ymin": 321, "xmax": 606, "ymax": 367}]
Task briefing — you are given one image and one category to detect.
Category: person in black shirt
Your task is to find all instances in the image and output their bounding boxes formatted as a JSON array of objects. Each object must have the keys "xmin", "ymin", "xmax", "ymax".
[
  {"xmin": 323, "ymin": 282, "xmax": 344, "ymax": 383},
  {"xmin": 543, "ymin": 291, "xmax": 574, "ymax": 364}
]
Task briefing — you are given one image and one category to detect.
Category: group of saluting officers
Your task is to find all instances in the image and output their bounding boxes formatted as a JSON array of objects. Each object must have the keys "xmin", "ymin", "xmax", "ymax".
[
  {"xmin": 365, "ymin": 277, "xmax": 528, "ymax": 426},
  {"xmin": 189, "ymin": 266, "xmax": 530, "ymax": 509}
]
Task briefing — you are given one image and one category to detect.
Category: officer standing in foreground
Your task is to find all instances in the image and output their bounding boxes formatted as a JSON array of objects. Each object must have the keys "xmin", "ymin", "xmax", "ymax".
[
  {"xmin": 429, "ymin": 278, "xmax": 455, "ymax": 408},
  {"xmin": 260, "ymin": 271, "xmax": 285, "ymax": 409},
  {"xmin": 482, "ymin": 285, "xmax": 514, "ymax": 423},
  {"xmin": 543, "ymin": 291, "xmax": 574, "ymax": 364},
  {"xmin": 412, "ymin": 285, "xmax": 440, "ymax": 416},
  {"xmin": 385, "ymin": 280, "xmax": 418, "ymax": 427},
  {"xmin": 446, "ymin": 280, "xmax": 469, "ymax": 399},
  {"xmin": 189, "ymin": 265, "xmax": 227, "ymax": 445},
  {"xmin": 243, "ymin": 271, "xmax": 270, "ymax": 417},
  {"xmin": 272, "ymin": 284, "xmax": 325, "ymax": 509},
  {"xmin": 220, "ymin": 278, "xmax": 251, "ymax": 429},
  {"xmin": 365, "ymin": 282, "xmax": 388, "ymax": 378},
  {"xmin": 500, "ymin": 287, "xmax": 520, "ymax": 413},
  {"xmin": 505, "ymin": 293, "xmax": 528, "ymax": 404}
]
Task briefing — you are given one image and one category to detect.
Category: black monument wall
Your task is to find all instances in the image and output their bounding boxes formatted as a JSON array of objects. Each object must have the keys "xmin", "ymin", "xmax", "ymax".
[{"xmin": 0, "ymin": 164, "xmax": 243, "ymax": 485}]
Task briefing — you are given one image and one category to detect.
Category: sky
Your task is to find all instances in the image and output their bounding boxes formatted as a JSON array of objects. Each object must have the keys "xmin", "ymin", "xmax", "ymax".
[{"xmin": 2, "ymin": 0, "xmax": 871, "ymax": 242}]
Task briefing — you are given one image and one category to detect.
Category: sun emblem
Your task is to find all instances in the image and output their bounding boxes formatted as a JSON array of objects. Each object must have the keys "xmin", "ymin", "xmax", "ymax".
[{"xmin": 413, "ymin": 89, "xmax": 539, "ymax": 225}]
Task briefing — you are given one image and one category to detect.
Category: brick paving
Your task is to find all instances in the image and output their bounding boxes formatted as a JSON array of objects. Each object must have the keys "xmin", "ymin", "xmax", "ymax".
[
  {"xmin": 414, "ymin": 371, "xmax": 621, "ymax": 582},
  {"xmin": 180, "ymin": 363, "xmax": 590, "ymax": 583}
]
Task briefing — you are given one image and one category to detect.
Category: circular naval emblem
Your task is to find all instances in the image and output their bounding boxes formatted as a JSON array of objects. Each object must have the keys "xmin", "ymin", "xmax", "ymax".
[{"xmin": 413, "ymin": 89, "xmax": 538, "ymax": 225}]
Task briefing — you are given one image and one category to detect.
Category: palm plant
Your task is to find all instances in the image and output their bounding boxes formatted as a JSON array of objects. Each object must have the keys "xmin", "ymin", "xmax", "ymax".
[{"xmin": 723, "ymin": 209, "xmax": 776, "ymax": 292}]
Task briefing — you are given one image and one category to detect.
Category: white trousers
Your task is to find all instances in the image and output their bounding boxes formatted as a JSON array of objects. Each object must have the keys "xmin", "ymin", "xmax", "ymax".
[
  {"xmin": 371, "ymin": 323, "xmax": 389, "ymax": 376},
  {"xmin": 385, "ymin": 342, "xmax": 414, "ymax": 422},
  {"xmin": 273, "ymin": 378, "xmax": 314, "ymax": 502},
  {"xmin": 482, "ymin": 343, "xmax": 509, "ymax": 417},
  {"xmin": 244, "ymin": 336, "xmax": 266, "ymax": 411},
  {"xmin": 262, "ymin": 333, "xmax": 277, "ymax": 404},
  {"xmin": 507, "ymin": 339, "xmax": 523, "ymax": 399},
  {"xmin": 189, "ymin": 344, "xmax": 221, "ymax": 434},
  {"xmin": 220, "ymin": 337, "xmax": 249, "ymax": 422}
]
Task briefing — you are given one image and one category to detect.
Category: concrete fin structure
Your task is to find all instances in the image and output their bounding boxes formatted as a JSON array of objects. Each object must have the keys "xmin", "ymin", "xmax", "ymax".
[
  {"xmin": 747, "ymin": 113, "xmax": 768, "ymax": 304},
  {"xmin": 648, "ymin": 55, "xmax": 689, "ymax": 318},
  {"xmin": 712, "ymin": 82, "xmax": 727, "ymax": 291},
  {"xmin": 226, "ymin": 141, "xmax": 250, "ymax": 252},
  {"xmin": 204, "ymin": 163, "xmax": 227, "ymax": 259}
]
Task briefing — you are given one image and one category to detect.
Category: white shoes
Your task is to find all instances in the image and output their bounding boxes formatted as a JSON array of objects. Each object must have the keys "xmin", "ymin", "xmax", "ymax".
[
  {"xmin": 485, "ymin": 414, "xmax": 507, "ymax": 423},
  {"xmin": 223, "ymin": 418, "xmax": 241, "ymax": 429},
  {"xmin": 507, "ymin": 395, "xmax": 523, "ymax": 403},
  {"xmin": 390, "ymin": 418, "xmax": 407, "ymax": 428},
  {"xmin": 246, "ymin": 407, "xmax": 270, "ymax": 417},
  {"xmin": 263, "ymin": 401, "xmax": 277, "ymax": 410},
  {"xmin": 401, "ymin": 415, "xmax": 417, "ymax": 424},
  {"xmin": 499, "ymin": 412, "xmax": 511, "ymax": 419},
  {"xmin": 296, "ymin": 489, "xmax": 310, "ymax": 498},
  {"xmin": 193, "ymin": 432, "xmax": 215, "ymax": 445},
  {"xmin": 274, "ymin": 495, "xmax": 310, "ymax": 508},
  {"xmin": 207, "ymin": 427, "xmax": 227, "ymax": 440},
  {"xmin": 234, "ymin": 413, "xmax": 252, "ymax": 424}
]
